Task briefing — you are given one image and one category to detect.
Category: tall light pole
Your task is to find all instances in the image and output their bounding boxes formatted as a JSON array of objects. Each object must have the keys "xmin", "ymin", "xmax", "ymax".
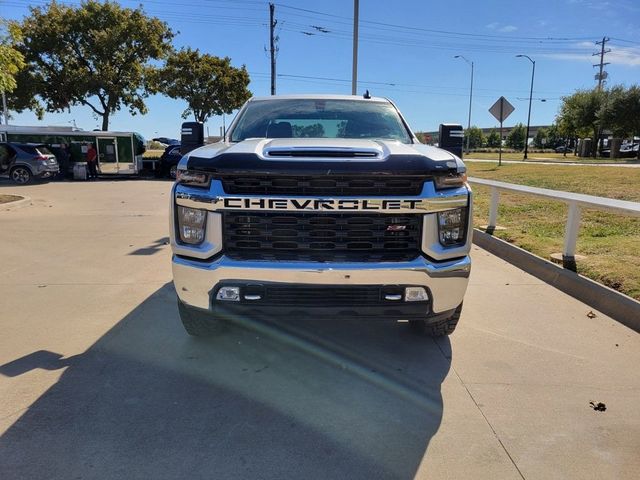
[
  {"xmin": 454, "ymin": 55, "xmax": 473, "ymax": 154},
  {"xmin": 516, "ymin": 54, "xmax": 535, "ymax": 160},
  {"xmin": 351, "ymin": 0, "xmax": 359, "ymax": 95}
]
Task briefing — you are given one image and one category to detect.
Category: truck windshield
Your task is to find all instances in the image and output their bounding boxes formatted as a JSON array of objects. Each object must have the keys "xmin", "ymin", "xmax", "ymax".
[{"xmin": 230, "ymin": 99, "xmax": 412, "ymax": 143}]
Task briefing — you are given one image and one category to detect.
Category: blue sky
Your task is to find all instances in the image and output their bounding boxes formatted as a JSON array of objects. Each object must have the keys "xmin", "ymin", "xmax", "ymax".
[{"xmin": 3, "ymin": 0, "xmax": 640, "ymax": 140}]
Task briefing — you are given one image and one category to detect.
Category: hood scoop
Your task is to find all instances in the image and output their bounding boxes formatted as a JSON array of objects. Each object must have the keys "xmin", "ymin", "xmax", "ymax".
[{"xmin": 263, "ymin": 145, "xmax": 382, "ymax": 159}]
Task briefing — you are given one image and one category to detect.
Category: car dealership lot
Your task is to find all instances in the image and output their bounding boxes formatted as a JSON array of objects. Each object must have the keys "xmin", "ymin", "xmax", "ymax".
[{"xmin": 0, "ymin": 180, "xmax": 638, "ymax": 479}]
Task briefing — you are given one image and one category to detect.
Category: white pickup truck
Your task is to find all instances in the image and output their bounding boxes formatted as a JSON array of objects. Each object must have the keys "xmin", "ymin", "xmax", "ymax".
[{"xmin": 170, "ymin": 94, "xmax": 472, "ymax": 337}]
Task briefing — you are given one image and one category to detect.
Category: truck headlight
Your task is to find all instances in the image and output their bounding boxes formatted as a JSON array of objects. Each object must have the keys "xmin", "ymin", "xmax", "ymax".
[
  {"xmin": 177, "ymin": 206, "xmax": 207, "ymax": 244},
  {"xmin": 437, "ymin": 207, "xmax": 467, "ymax": 246},
  {"xmin": 434, "ymin": 172, "xmax": 467, "ymax": 190}
]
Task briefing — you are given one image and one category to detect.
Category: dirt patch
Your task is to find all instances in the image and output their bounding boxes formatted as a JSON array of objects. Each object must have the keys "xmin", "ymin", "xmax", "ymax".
[{"xmin": 0, "ymin": 194, "xmax": 23, "ymax": 205}]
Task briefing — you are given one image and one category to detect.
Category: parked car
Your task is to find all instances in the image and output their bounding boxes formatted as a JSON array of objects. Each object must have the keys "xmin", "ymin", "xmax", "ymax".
[
  {"xmin": 158, "ymin": 144, "xmax": 182, "ymax": 179},
  {"xmin": 555, "ymin": 145, "xmax": 573, "ymax": 153},
  {"xmin": 601, "ymin": 143, "xmax": 639, "ymax": 159},
  {"xmin": 0, "ymin": 142, "xmax": 59, "ymax": 184}
]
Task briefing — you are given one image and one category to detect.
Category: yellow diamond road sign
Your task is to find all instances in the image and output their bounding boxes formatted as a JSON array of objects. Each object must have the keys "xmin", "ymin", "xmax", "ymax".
[{"xmin": 489, "ymin": 96, "xmax": 515, "ymax": 123}]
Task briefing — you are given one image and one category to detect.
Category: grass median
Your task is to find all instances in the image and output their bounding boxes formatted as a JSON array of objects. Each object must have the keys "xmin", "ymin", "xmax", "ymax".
[
  {"xmin": 467, "ymin": 151, "xmax": 639, "ymax": 163},
  {"xmin": 467, "ymin": 162, "xmax": 640, "ymax": 301}
]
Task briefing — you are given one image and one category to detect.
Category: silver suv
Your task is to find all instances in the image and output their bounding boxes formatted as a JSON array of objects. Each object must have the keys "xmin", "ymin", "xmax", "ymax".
[{"xmin": 0, "ymin": 142, "xmax": 60, "ymax": 184}]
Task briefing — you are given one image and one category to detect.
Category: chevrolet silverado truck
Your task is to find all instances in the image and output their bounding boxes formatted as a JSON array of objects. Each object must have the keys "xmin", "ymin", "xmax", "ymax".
[{"xmin": 170, "ymin": 94, "xmax": 472, "ymax": 337}]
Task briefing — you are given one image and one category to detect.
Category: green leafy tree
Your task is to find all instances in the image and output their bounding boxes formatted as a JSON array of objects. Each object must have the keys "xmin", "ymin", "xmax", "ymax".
[
  {"xmin": 464, "ymin": 126, "xmax": 485, "ymax": 149},
  {"xmin": 0, "ymin": 21, "xmax": 25, "ymax": 94},
  {"xmin": 486, "ymin": 129, "xmax": 501, "ymax": 148},
  {"xmin": 506, "ymin": 123, "xmax": 526, "ymax": 150},
  {"xmin": 292, "ymin": 123, "xmax": 325, "ymax": 138},
  {"xmin": 556, "ymin": 89, "xmax": 606, "ymax": 157},
  {"xmin": 545, "ymin": 123, "xmax": 563, "ymax": 148},
  {"xmin": 151, "ymin": 48, "xmax": 251, "ymax": 123},
  {"xmin": 533, "ymin": 127, "xmax": 548, "ymax": 148},
  {"xmin": 15, "ymin": 1, "xmax": 174, "ymax": 130},
  {"xmin": 600, "ymin": 85, "xmax": 640, "ymax": 159}
]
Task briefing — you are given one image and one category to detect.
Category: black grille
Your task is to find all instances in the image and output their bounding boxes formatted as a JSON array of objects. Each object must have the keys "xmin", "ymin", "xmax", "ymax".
[
  {"xmin": 221, "ymin": 175, "xmax": 426, "ymax": 196},
  {"xmin": 247, "ymin": 285, "xmax": 404, "ymax": 306},
  {"xmin": 223, "ymin": 212, "xmax": 423, "ymax": 262}
]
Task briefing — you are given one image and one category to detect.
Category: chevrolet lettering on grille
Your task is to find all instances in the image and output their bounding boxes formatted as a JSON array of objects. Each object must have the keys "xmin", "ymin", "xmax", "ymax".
[{"xmin": 175, "ymin": 192, "xmax": 468, "ymax": 214}]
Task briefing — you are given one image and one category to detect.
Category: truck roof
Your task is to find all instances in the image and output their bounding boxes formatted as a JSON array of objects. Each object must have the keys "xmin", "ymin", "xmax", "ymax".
[{"xmin": 248, "ymin": 94, "xmax": 390, "ymax": 103}]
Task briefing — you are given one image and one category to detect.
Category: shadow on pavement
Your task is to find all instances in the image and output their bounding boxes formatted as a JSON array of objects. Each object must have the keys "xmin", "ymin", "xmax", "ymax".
[{"xmin": 0, "ymin": 283, "xmax": 451, "ymax": 479}]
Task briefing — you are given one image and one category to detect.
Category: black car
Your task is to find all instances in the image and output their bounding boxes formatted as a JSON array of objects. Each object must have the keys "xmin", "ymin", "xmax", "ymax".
[
  {"xmin": 158, "ymin": 144, "xmax": 182, "ymax": 179},
  {"xmin": 555, "ymin": 145, "xmax": 573, "ymax": 153}
]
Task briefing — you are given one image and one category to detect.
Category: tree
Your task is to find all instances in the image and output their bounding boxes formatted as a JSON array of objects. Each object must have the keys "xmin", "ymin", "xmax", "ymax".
[
  {"xmin": 506, "ymin": 123, "xmax": 526, "ymax": 150},
  {"xmin": 0, "ymin": 21, "xmax": 25, "ymax": 95},
  {"xmin": 151, "ymin": 48, "xmax": 251, "ymax": 123},
  {"xmin": 533, "ymin": 127, "xmax": 548, "ymax": 148},
  {"xmin": 600, "ymin": 85, "xmax": 640, "ymax": 159},
  {"xmin": 486, "ymin": 129, "xmax": 501, "ymax": 148},
  {"xmin": 16, "ymin": 1, "xmax": 174, "ymax": 130},
  {"xmin": 556, "ymin": 89, "xmax": 606, "ymax": 157},
  {"xmin": 464, "ymin": 126, "xmax": 485, "ymax": 149},
  {"xmin": 292, "ymin": 123, "xmax": 325, "ymax": 138}
]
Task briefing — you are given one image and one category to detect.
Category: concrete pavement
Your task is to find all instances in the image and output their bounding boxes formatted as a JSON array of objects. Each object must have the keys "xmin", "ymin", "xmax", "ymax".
[{"xmin": 0, "ymin": 180, "xmax": 638, "ymax": 479}]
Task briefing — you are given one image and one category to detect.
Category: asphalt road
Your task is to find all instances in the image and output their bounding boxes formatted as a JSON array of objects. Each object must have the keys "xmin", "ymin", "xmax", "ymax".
[{"xmin": 0, "ymin": 179, "xmax": 638, "ymax": 479}]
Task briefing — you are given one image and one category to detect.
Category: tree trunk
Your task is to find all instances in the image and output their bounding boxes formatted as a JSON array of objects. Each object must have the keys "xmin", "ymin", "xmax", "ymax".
[{"xmin": 101, "ymin": 111, "xmax": 109, "ymax": 131}]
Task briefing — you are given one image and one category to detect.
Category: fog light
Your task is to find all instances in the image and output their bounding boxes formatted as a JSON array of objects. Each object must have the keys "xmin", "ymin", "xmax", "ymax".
[
  {"xmin": 177, "ymin": 206, "xmax": 207, "ymax": 245},
  {"xmin": 405, "ymin": 287, "xmax": 428, "ymax": 302},
  {"xmin": 437, "ymin": 207, "xmax": 467, "ymax": 246},
  {"xmin": 216, "ymin": 287, "xmax": 240, "ymax": 302}
]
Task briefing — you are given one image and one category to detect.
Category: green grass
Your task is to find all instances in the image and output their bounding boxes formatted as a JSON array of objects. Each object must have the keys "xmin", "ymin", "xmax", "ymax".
[
  {"xmin": 466, "ymin": 151, "xmax": 638, "ymax": 163},
  {"xmin": 143, "ymin": 149, "xmax": 164, "ymax": 158},
  {"xmin": 467, "ymin": 162, "xmax": 640, "ymax": 300}
]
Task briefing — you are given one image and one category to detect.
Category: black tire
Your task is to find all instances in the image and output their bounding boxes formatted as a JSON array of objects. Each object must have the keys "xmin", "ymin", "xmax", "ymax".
[
  {"xmin": 410, "ymin": 303, "xmax": 463, "ymax": 337},
  {"xmin": 177, "ymin": 299, "xmax": 226, "ymax": 337},
  {"xmin": 10, "ymin": 166, "xmax": 33, "ymax": 185},
  {"xmin": 169, "ymin": 165, "xmax": 178, "ymax": 179}
]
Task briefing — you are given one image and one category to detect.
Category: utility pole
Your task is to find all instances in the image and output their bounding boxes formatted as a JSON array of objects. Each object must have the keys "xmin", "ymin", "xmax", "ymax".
[
  {"xmin": 351, "ymin": 0, "xmax": 359, "ymax": 95},
  {"xmin": 516, "ymin": 54, "xmax": 535, "ymax": 160},
  {"xmin": 269, "ymin": 3, "xmax": 277, "ymax": 95},
  {"xmin": 593, "ymin": 37, "xmax": 610, "ymax": 90}
]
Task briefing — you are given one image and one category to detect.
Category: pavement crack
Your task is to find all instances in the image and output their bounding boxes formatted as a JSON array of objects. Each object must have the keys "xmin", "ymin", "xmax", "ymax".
[{"xmin": 434, "ymin": 340, "xmax": 526, "ymax": 480}]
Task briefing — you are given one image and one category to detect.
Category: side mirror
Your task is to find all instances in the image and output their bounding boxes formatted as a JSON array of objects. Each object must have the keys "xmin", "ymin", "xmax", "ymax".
[
  {"xmin": 438, "ymin": 124, "xmax": 464, "ymax": 159},
  {"xmin": 180, "ymin": 122, "xmax": 204, "ymax": 156}
]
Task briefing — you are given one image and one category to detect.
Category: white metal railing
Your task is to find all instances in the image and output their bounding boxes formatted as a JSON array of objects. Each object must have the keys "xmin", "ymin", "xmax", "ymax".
[{"xmin": 468, "ymin": 177, "xmax": 640, "ymax": 269}]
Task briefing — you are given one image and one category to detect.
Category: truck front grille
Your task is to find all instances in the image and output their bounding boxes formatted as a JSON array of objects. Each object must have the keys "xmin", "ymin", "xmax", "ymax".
[
  {"xmin": 221, "ymin": 175, "xmax": 426, "ymax": 196},
  {"xmin": 222, "ymin": 212, "xmax": 423, "ymax": 262}
]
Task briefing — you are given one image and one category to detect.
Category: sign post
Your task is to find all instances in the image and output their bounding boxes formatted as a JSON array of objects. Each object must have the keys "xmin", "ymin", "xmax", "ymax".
[{"xmin": 489, "ymin": 96, "xmax": 515, "ymax": 166}]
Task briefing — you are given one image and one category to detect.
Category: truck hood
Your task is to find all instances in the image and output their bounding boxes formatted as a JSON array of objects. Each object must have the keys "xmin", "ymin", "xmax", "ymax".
[{"xmin": 184, "ymin": 138, "xmax": 464, "ymax": 176}]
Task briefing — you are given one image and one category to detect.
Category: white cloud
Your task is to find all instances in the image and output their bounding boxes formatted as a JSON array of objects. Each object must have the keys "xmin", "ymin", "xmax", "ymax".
[
  {"xmin": 499, "ymin": 25, "xmax": 518, "ymax": 32},
  {"xmin": 485, "ymin": 22, "xmax": 499, "ymax": 30},
  {"xmin": 541, "ymin": 42, "xmax": 640, "ymax": 67}
]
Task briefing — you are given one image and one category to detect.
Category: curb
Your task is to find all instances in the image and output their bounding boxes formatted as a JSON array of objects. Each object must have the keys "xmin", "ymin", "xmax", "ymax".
[
  {"xmin": 0, "ymin": 195, "xmax": 32, "ymax": 211},
  {"xmin": 473, "ymin": 228, "xmax": 640, "ymax": 333}
]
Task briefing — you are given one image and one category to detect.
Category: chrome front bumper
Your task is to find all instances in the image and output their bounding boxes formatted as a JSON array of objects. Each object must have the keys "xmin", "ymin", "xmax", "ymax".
[{"xmin": 172, "ymin": 254, "xmax": 471, "ymax": 314}]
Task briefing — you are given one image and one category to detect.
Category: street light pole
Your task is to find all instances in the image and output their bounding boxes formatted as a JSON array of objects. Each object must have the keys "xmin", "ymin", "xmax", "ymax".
[
  {"xmin": 454, "ymin": 55, "xmax": 473, "ymax": 154},
  {"xmin": 516, "ymin": 54, "xmax": 535, "ymax": 160}
]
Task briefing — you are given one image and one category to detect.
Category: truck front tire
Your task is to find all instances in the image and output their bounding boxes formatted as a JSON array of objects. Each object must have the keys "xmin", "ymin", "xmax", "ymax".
[
  {"xmin": 177, "ymin": 299, "xmax": 226, "ymax": 337},
  {"xmin": 411, "ymin": 303, "xmax": 463, "ymax": 337}
]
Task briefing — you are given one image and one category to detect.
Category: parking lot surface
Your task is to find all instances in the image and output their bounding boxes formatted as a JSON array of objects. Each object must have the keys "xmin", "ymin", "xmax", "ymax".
[{"xmin": 0, "ymin": 180, "xmax": 638, "ymax": 479}]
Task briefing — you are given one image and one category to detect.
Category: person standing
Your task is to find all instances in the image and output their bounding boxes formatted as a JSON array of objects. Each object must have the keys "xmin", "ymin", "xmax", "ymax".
[
  {"xmin": 86, "ymin": 143, "xmax": 98, "ymax": 180},
  {"xmin": 57, "ymin": 143, "xmax": 70, "ymax": 180}
]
